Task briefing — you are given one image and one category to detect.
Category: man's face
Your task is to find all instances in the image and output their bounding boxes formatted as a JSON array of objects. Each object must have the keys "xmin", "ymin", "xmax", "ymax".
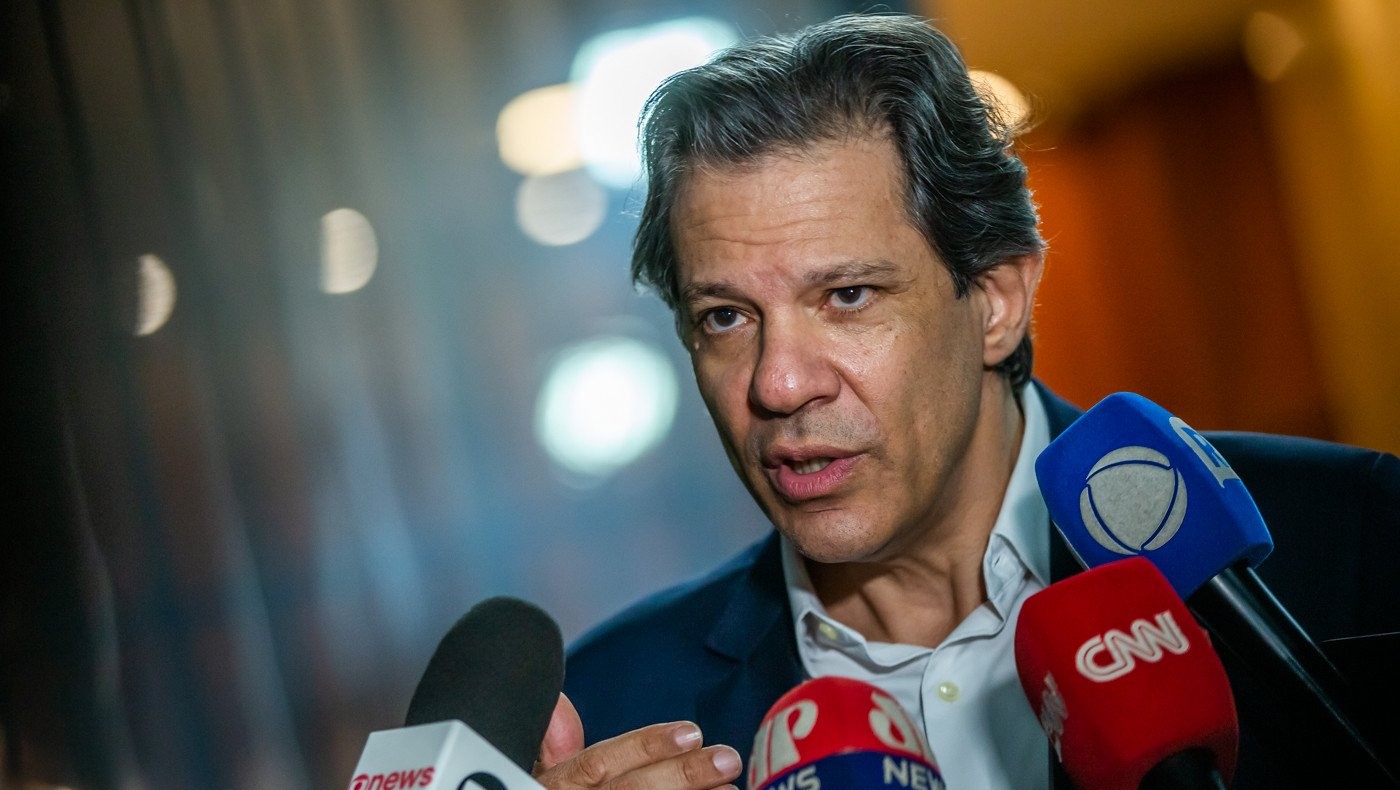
[{"xmin": 672, "ymin": 134, "xmax": 1007, "ymax": 564}]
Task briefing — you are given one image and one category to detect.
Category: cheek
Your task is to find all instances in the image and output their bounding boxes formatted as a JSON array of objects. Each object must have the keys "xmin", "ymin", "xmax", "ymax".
[
  {"xmin": 693, "ymin": 355, "xmax": 752, "ymax": 431},
  {"xmin": 842, "ymin": 311, "xmax": 981, "ymax": 426},
  {"xmin": 830, "ymin": 321, "xmax": 922, "ymax": 406}
]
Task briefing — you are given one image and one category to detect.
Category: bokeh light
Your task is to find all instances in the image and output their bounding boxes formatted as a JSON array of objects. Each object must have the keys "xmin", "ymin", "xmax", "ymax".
[
  {"xmin": 969, "ymin": 70, "xmax": 1031, "ymax": 130},
  {"xmin": 515, "ymin": 169, "xmax": 608, "ymax": 247},
  {"xmin": 497, "ymin": 84, "xmax": 584, "ymax": 177},
  {"xmin": 1243, "ymin": 11, "xmax": 1306, "ymax": 82},
  {"xmin": 535, "ymin": 336, "xmax": 679, "ymax": 480},
  {"xmin": 320, "ymin": 208, "xmax": 379, "ymax": 294},
  {"xmin": 134, "ymin": 253, "xmax": 177, "ymax": 337},
  {"xmin": 571, "ymin": 17, "xmax": 737, "ymax": 188}
]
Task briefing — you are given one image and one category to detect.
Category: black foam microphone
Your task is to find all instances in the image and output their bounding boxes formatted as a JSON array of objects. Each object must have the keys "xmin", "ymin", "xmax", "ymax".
[
  {"xmin": 344, "ymin": 597, "xmax": 563, "ymax": 789},
  {"xmin": 405, "ymin": 596, "xmax": 565, "ymax": 771}
]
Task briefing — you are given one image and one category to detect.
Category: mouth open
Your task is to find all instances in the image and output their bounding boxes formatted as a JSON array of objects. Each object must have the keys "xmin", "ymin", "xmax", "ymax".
[
  {"xmin": 771, "ymin": 454, "xmax": 859, "ymax": 501},
  {"xmin": 791, "ymin": 457, "xmax": 834, "ymax": 475}
]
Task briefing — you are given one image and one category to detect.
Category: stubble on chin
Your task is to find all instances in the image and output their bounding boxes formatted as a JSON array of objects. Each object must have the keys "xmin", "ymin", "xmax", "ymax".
[{"xmin": 772, "ymin": 504, "xmax": 887, "ymax": 565}]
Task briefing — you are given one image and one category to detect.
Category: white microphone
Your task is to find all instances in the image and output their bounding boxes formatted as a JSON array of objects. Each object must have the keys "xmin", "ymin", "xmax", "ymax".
[{"xmin": 347, "ymin": 720, "xmax": 544, "ymax": 790}]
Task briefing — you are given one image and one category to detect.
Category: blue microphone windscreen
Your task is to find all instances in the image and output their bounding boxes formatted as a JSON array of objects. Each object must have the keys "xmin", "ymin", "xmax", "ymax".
[
  {"xmin": 1034, "ymin": 392, "xmax": 1272, "ymax": 597},
  {"xmin": 759, "ymin": 751, "xmax": 943, "ymax": 790}
]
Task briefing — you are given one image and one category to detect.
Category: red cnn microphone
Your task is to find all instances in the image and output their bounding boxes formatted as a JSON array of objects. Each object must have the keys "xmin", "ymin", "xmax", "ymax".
[
  {"xmin": 1015, "ymin": 557, "xmax": 1238, "ymax": 790},
  {"xmin": 747, "ymin": 676, "xmax": 944, "ymax": 790}
]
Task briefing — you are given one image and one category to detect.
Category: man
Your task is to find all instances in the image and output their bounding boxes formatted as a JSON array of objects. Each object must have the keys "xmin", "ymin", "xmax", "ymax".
[{"xmin": 534, "ymin": 13, "xmax": 1400, "ymax": 790}]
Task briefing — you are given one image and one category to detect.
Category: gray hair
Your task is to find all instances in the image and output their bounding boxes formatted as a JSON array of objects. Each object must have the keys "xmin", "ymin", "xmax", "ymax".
[{"xmin": 631, "ymin": 13, "xmax": 1044, "ymax": 389}]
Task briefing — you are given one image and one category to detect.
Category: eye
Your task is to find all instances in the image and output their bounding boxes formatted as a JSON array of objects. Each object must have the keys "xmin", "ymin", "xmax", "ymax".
[
  {"xmin": 829, "ymin": 285, "xmax": 873, "ymax": 310},
  {"xmin": 700, "ymin": 306, "xmax": 749, "ymax": 334}
]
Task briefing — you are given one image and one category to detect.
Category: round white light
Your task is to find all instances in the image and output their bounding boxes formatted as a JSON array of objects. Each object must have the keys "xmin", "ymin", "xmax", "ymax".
[
  {"xmin": 320, "ymin": 207, "xmax": 378, "ymax": 294},
  {"xmin": 135, "ymin": 253, "xmax": 177, "ymax": 337},
  {"xmin": 516, "ymin": 170, "xmax": 608, "ymax": 247},
  {"xmin": 497, "ymin": 84, "xmax": 584, "ymax": 176},
  {"xmin": 535, "ymin": 336, "xmax": 679, "ymax": 479},
  {"xmin": 572, "ymin": 17, "xmax": 737, "ymax": 189}
]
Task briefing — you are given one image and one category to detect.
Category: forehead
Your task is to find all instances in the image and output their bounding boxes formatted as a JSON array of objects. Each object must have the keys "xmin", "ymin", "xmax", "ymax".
[
  {"xmin": 670, "ymin": 134, "xmax": 926, "ymax": 286},
  {"xmin": 674, "ymin": 135, "xmax": 907, "ymax": 236}
]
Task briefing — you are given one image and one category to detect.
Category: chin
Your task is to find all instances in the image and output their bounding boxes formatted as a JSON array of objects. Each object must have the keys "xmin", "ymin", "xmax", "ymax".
[{"xmin": 778, "ymin": 514, "xmax": 890, "ymax": 565}]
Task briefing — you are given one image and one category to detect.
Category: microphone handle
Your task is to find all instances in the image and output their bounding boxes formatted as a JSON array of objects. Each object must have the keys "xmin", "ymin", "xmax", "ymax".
[
  {"xmin": 1189, "ymin": 564, "xmax": 1399, "ymax": 786},
  {"xmin": 1138, "ymin": 749, "xmax": 1226, "ymax": 790}
]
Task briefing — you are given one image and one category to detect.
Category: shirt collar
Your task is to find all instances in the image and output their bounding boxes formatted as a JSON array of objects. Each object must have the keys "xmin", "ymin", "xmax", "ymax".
[
  {"xmin": 989, "ymin": 383, "xmax": 1052, "ymax": 590},
  {"xmin": 781, "ymin": 384, "xmax": 1052, "ymax": 633},
  {"xmin": 780, "ymin": 527, "xmax": 838, "ymax": 647}
]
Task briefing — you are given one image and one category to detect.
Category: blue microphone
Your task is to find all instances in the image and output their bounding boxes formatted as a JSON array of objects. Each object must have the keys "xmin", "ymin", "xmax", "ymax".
[
  {"xmin": 1036, "ymin": 393, "xmax": 1397, "ymax": 785},
  {"xmin": 1036, "ymin": 392, "xmax": 1271, "ymax": 598}
]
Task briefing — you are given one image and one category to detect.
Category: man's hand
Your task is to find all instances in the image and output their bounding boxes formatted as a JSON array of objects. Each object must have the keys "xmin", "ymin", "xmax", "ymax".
[{"xmin": 534, "ymin": 693, "xmax": 743, "ymax": 789}]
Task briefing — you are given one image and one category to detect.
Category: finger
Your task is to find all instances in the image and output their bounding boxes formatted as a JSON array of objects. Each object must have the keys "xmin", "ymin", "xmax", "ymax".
[
  {"xmin": 538, "ymin": 693, "xmax": 585, "ymax": 770},
  {"xmin": 537, "ymin": 721, "xmax": 704, "ymax": 787},
  {"xmin": 604, "ymin": 744, "xmax": 742, "ymax": 790}
]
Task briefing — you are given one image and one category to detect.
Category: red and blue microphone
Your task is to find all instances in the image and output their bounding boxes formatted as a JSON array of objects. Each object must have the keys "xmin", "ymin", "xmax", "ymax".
[
  {"xmin": 1015, "ymin": 557, "xmax": 1238, "ymax": 790},
  {"xmin": 748, "ymin": 676, "xmax": 944, "ymax": 790},
  {"xmin": 1035, "ymin": 392, "xmax": 1396, "ymax": 783}
]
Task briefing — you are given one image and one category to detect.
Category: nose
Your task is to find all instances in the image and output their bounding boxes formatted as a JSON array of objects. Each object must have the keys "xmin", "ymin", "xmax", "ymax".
[{"xmin": 749, "ymin": 318, "xmax": 840, "ymax": 416}]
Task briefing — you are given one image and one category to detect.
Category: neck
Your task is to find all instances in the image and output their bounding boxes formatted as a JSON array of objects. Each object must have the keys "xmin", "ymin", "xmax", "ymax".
[{"xmin": 807, "ymin": 376, "xmax": 1026, "ymax": 648}]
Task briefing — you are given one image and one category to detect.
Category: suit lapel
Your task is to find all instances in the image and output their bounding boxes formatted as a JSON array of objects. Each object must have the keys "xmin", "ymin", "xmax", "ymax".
[
  {"xmin": 1034, "ymin": 382, "xmax": 1087, "ymax": 584},
  {"xmin": 695, "ymin": 533, "xmax": 804, "ymax": 763}
]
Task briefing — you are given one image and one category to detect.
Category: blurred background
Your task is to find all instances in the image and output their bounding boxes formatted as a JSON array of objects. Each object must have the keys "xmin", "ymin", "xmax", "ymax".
[{"xmin": 2, "ymin": 0, "xmax": 1396, "ymax": 787}]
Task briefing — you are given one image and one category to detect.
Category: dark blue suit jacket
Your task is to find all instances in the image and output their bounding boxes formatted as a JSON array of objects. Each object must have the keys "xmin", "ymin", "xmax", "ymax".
[{"xmin": 565, "ymin": 385, "xmax": 1400, "ymax": 787}]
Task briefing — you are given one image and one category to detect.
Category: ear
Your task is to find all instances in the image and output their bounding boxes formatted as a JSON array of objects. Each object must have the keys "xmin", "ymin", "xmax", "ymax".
[{"xmin": 975, "ymin": 252, "xmax": 1044, "ymax": 368}]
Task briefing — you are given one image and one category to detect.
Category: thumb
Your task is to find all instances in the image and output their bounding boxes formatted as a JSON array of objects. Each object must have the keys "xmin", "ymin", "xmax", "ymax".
[{"xmin": 537, "ymin": 692, "xmax": 585, "ymax": 771}]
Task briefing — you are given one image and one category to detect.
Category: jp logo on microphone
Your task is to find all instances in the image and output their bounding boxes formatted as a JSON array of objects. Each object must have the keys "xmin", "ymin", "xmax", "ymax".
[{"xmin": 749, "ymin": 676, "xmax": 944, "ymax": 790}]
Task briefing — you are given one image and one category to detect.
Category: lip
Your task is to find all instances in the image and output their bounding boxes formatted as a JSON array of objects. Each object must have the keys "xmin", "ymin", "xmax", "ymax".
[{"xmin": 764, "ymin": 450, "xmax": 862, "ymax": 502}]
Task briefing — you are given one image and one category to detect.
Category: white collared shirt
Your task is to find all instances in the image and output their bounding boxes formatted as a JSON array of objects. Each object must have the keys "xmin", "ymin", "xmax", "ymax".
[{"xmin": 780, "ymin": 385, "xmax": 1052, "ymax": 790}]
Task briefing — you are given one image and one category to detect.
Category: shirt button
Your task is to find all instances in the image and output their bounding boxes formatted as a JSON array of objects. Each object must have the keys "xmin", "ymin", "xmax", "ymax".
[
  {"xmin": 936, "ymin": 682, "xmax": 960, "ymax": 702},
  {"xmin": 817, "ymin": 622, "xmax": 841, "ymax": 642}
]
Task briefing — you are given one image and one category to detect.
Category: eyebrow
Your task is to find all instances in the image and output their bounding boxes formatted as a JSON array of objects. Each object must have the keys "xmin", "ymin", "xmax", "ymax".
[
  {"xmin": 681, "ymin": 259, "xmax": 903, "ymax": 306},
  {"xmin": 680, "ymin": 280, "xmax": 744, "ymax": 306},
  {"xmin": 802, "ymin": 259, "xmax": 902, "ymax": 287}
]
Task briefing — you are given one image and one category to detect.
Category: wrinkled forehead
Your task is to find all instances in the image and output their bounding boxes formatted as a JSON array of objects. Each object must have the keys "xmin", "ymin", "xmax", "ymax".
[
  {"xmin": 667, "ymin": 135, "xmax": 938, "ymax": 302},
  {"xmin": 679, "ymin": 132, "xmax": 893, "ymax": 208},
  {"xmin": 670, "ymin": 128, "xmax": 913, "ymax": 242},
  {"xmin": 675, "ymin": 119, "xmax": 895, "ymax": 184}
]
